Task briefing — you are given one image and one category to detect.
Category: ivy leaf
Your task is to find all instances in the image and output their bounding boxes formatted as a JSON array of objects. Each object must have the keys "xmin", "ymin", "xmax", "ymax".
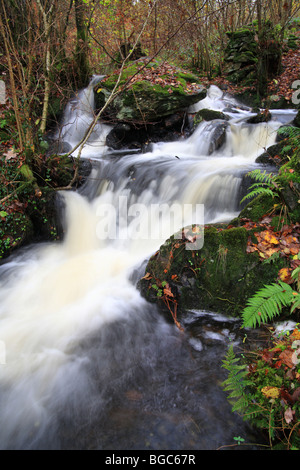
[{"xmin": 0, "ymin": 210, "xmax": 8, "ymax": 219}]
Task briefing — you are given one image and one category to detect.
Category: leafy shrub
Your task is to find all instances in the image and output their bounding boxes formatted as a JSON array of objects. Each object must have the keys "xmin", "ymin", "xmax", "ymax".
[{"xmin": 222, "ymin": 325, "xmax": 300, "ymax": 449}]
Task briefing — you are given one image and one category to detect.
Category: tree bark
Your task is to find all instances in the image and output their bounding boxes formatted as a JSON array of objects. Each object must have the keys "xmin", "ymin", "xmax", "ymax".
[
  {"xmin": 74, "ymin": 0, "xmax": 90, "ymax": 88},
  {"xmin": 37, "ymin": 0, "xmax": 54, "ymax": 135}
]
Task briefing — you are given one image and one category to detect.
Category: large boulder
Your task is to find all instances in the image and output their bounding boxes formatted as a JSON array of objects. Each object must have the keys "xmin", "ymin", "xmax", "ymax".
[
  {"xmin": 138, "ymin": 223, "xmax": 287, "ymax": 322},
  {"xmin": 94, "ymin": 58, "xmax": 206, "ymax": 124},
  {"xmin": 105, "ymin": 111, "xmax": 190, "ymax": 151}
]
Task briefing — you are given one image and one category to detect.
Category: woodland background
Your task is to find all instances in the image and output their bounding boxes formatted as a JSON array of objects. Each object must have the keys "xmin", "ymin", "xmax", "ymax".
[{"xmin": 1, "ymin": 0, "xmax": 300, "ymax": 140}]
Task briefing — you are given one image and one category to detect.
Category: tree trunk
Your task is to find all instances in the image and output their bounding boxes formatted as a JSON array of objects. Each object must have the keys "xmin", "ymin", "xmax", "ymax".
[
  {"xmin": 37, "ymin": 0, "xmax": 54, "ymax": 135},
  {"xmin": 74, "ymin": 0, "xmax": 90, "ymax": 88}
]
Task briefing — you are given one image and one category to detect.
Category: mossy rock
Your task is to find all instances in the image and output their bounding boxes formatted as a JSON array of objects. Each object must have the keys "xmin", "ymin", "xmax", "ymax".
[
  {"xmin": 247, "ymin": 110, "xmax": 272, "ymax": 124},
  {"xmin": 286, "ymin": 34, "xmax": 299, "ymax": 50},
  {"xmin": 226, "ymin": 28, "xmax": 256, "ymax": 42},
  {"xmin": 234, "ymin": 51, "xmax": 258, "ymax": 65},
  {"xmin": 226, "ymin": 65, "xmax": 256, "ymax": 84},
  {"xmin": 139, "ymin": 224, "xmax": 286, "ymax": 320},
  {"xmin": 194, "ymin": 108, "xmax": 230, "ymax": 123},
  {"xmin": 232, "ymin": 193, "xmax": 277, "ymax": 224},
  {"xmin": 36, "ymin": 154, "xmax": 92, "ymax": 189},
  {"xmin": 255, "ymin": 142, "xmax": 286, "ymax": 165},
  {"xmin": 94, "ymin": 59, "xmax": 206, "ymax": 123}
]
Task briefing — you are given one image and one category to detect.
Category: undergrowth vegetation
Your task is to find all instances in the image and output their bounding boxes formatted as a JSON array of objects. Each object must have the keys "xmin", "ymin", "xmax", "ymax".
[
  {"xmin": 223, "ymin": 325, "xmax": 300, "ymax": 450},
  {"xmin": 222, "ymin": 123, "xmax": 300, "ymax": 450}
]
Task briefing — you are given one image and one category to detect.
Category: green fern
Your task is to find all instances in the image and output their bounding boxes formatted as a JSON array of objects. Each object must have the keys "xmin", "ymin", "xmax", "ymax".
[
  {"xmin": 277, "ymin": 125, "xmax": 300, "ymax": 142},
  {"xmin": 222, "ymin": 345, "xmax": 255, "ymax": 413},
  {"xmin": 241, "ymin": 186, "xmax": 276, "ymax": 202},
  {"xmin": 242, "ymin": 281, "xmax": 295, "ymax": 328},
  {"xmin": 263, "ymin": 251, "xmax": 280, "ymax": 264},
  {"xmin": 291, "ymin": 265, "xmax": 300, "ymax": 291},
  {"xmin": 240, "ymin": 169, "xmax": 279, "ymax": 204},
  {"xmin": 245, "ymin": 169, "xmax": 275, "ymax": 185}
]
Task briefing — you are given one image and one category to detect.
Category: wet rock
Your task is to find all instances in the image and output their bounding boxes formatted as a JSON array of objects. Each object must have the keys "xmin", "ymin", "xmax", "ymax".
[
  {"xmin": 106, "ymin": 113, "xmax": 189, "ymax": 150},
  {"xmin": 207, "ymin": 121, "xmax": 229, "ymax": 154},
  {"xmin": 106, "ymin": 123, "xmax": 133, "ymax": 150},
  {"xmin": 293, "ymin": 110, "xmax": 300, "ymax": 128},
  {"xmin": 48, "ymin": 140, "xmax": 72, "ymax": 155},
  {"xmin": 247, "ymin": 110, "xmax": 272, "ymax": 124},
  {"xmin": 255, "ymin": 141, "xmax": 288, "ymax": 165},
  {"xmin": 194, "ymin": 108, "xmax": 230, "ymax": 123}
]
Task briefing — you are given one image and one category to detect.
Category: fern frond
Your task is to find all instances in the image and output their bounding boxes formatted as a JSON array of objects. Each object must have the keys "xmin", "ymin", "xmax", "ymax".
[
  {"xmin": 277, "ymin": 125, "xmax": 300, "ymax": 141},
  {"xmin": 222, "ymin": 345, "xmax": 254, "ymax": 414},
  {"xmin": 242, "ymin": 281, "xmax": 294, "ymax": 328},
  {"xmin": 291, "ymin": 293, "xmax": 300, "ymax": 313},
  {"xmin": 263, "ymin": 251, "xmax": 280, "ymax": 264},
  {"xmin": 240, "ymin": 169, "xmax": 278, "ymax": 204},
  {"xmin": 241, "ymin": 186, "xmax": 275, "ymax": 203},
  {"xmin": 246, "ymin": 169, "xmax": 275, "ymax": 185},
  {"xmin": 291, "ymin": 266, "xmax": 300, "ymax": 291}
]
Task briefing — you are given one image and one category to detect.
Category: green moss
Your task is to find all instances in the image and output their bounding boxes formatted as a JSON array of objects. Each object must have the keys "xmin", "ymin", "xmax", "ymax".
[
  {"xmin": 139, "ymin": 224, "xmax": 286, "ymax": 319},
  {"xmin": 194, "ymin": 108, "xmax": 229, "ymax": 122},
  {"xmin": 226, "ymin": 28, "xmax": 256, "ymax": 40},
  {"xmin": 238, "ymin": 193, "xmax": 278, "ymax": 222},
  {"xmin": 94, "ymin": 59, "xmax": 206, "ymax": 123},
  {"xmin": 177, "ymin": 71, "xmax": 199, "ymax": 82}
]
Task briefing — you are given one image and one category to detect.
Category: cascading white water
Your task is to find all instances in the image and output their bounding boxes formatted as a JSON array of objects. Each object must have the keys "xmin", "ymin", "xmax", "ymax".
[
  {"xmin": 0, "ymin": 84, "xmax": 296, "ymax": 449},
  {"xmin": 56, "ymin": 75, "xmax": 112, "ymax": 158}
]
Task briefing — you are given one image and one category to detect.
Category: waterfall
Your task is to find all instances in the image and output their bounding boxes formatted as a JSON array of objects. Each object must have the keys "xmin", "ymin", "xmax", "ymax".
[
  {"xmin": 55, "ymin": 75, "xmax": 112, "ymax": 158},
  {"xmin": 0, "ymin": 83, "xmax": 296, "ymax": 450}
]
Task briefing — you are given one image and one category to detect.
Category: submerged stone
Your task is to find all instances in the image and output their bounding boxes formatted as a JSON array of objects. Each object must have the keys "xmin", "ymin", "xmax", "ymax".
[{"xmin": 247, "ymin": 110, "xmax": 272, "ymax": 124}]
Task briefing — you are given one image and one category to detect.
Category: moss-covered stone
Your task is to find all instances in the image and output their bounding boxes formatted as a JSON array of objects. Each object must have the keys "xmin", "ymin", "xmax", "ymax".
[
  {"xmin": 224, "ymin": 27, "xmax": 258, "ymax": 86},
  {"xmin": 139, "ymin": 224, "xmax": 286, "ymax": 320},
  {"xmin": 247, "ymin": 110, "xmax": 272, "ymax": 124},
  {"xmin": 194, "ymin": 108, "xmax": 230, "ymax": 123},
  {"xmin": 94, "ymin": 59, "xmax": 206, "ymax": 123},
  {"xmin": 235, "ymin": 193, "xmax": 277, "ymax": 223}
]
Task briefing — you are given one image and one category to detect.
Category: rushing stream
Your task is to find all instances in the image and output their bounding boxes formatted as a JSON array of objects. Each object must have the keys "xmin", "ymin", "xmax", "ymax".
[{"xmin": 0, "ymin": 83, "xmax": 297, "ymax": 450}]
